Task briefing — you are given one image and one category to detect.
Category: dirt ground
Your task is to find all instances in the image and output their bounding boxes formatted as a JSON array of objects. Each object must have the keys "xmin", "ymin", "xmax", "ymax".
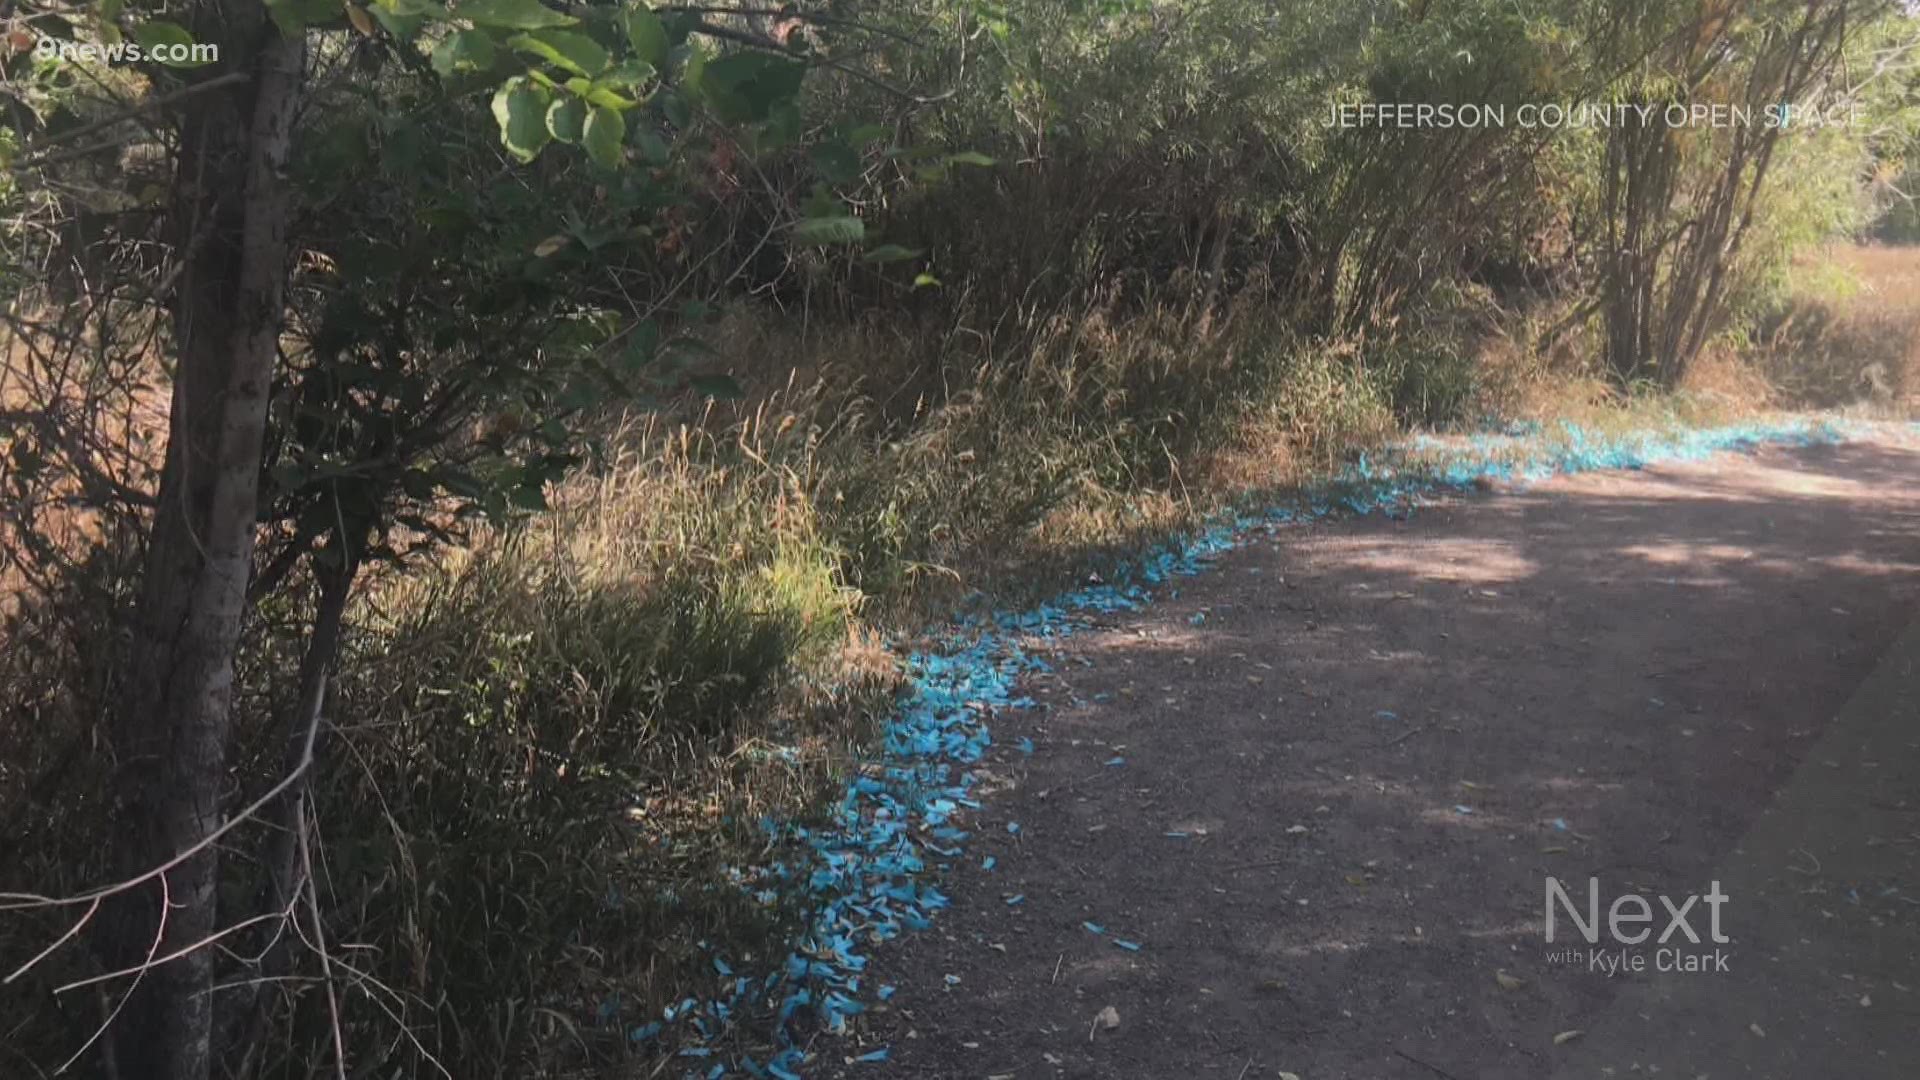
[{"xmin": 835, "ymin": 436, "xmax": 1920, "ymax": 1079}]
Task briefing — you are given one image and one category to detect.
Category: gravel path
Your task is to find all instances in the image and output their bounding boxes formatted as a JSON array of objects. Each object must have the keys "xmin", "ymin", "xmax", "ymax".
[{"xmin": 842, "ymin": 435, "xmax": 1920, "ymax": 1080}]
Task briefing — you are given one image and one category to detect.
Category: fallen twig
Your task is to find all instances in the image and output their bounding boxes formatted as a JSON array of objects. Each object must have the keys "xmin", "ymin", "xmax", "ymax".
[{"xmin": 1395, "ymin": 1048, "xmax": 1468, "ymax": 1080}]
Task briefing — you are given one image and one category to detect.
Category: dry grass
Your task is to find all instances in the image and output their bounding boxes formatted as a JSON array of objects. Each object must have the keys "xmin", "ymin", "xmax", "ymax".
[
  {"xmin": 1747, "ymin": 243, "xmax": 1920, "ymax": 414},
  {"xmin": 17, "ymin": 260, "xmax": 1904, "ymax": 1072}
]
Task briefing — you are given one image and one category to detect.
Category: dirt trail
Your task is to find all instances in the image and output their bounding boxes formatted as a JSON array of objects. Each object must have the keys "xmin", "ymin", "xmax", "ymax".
[{"xmin": 844, "ymin": 436, "xmax": 1920, "ymax": 1079}]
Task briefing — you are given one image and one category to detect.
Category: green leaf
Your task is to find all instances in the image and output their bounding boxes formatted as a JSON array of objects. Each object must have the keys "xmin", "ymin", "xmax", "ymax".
[
  {"xmin": 618, "ymin": 321, "xmax": 661, "ymax": 372},
  {"xmin": 509, "ymin": 476, "xmax": 549, "ymax": 511},
  {"xmin": 945, "ymin": 151, "xmax": 995, "ymax": 167},
  {"xmin": 913, "ymin": 272, "xmax": 941, "ymax": 288},
  {"xmin": 658, "ymin": 88, "xmax": 692, "ymax": 128},
  {"xmin": 688, "ymin": 374, "xmax": 743, "ymax": 399},
  {"xmin": 377, "ymin": 0, "xmax": 447, "ymax": 16},
  {"xmin": 636, "ymin": 128, "xmax": 670, "ymax": 165},
  {"xmin": 810, "ymin": 142, "xmax": 862, "ymax": 185},
  {"xmin": 792, "ymin": 215, "xmax": 865, "ymax": 246},
  {"xmin": 546, "ymin": 96, "xmax": 585, "ymax": 142},
  {"xmin": 695, "ymin": 52, "xmax": 806, "ymax": 124},
  {"xmin": 131, "ymin": 20, "xmax": 213, "ymax": 67},
  {"xmin": 583, "ymin": 85, "xmax": 640, "ymax": 111},
  {"xmin": 597, "ymin": 59, "xmax": 656, "ymax": 89},
  {"xmin": 264, "ymin": 0, "xmax": 342, "ymax": 35},
  {"xmin": 582, "ymin": 105, "xmax": 626, "ymax": 168},
  {"xmin": 366, "ymin": 1, "xmax": 432, "ymax": 39},
  {"xmin": 456, "ymin": 0, "xmax": 575, "ymax": 30},
  {"xmin": 861, "ymin": 244, "xmax": 922, "ymax": 264},
  {"xmin": 491, "ymin": 77, "xmax": 554, "ymax": 162},
  {"xmin": 622, "ymin": 6, "xmax": 668, "ymax": 68},
  {"xmin": 507, "ymin": 28, "xmax": 607, "ymax": 76},
  {"xmin": 430, "ymin": 28, "xmax": 497, "ymax": 78}
]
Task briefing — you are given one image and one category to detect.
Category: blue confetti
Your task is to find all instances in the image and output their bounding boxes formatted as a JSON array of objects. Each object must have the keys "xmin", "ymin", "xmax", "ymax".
[{"xmin": 615, "ymin": 416, "xmax": 1864, "ymax": 1074}]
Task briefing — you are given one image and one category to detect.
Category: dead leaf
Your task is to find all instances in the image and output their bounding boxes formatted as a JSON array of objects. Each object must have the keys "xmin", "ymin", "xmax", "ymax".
[
  {"xmin": 1495, "ymin": 969, "xmax": 1524, "ymax": 991},
  {"xmin": 533, "ymin": 235, "xmax": 570, "ymax": 257},
  {"xmin": 1553, "ymin": 1029, "xmax": 1584, "ymax": 1045}
]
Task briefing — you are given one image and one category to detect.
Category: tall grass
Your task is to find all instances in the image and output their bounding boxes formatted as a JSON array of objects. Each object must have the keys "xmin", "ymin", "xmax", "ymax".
[
  {"xmin": 13, "ymin": 254, "xmax": 1910, "ymax": 1073},
  {"xmin": 224, "ymin": 297, "xmax": 1416, "ymax": 1074}
]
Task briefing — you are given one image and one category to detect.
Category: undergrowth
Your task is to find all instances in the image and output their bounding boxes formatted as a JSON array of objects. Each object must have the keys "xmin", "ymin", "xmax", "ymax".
[{"xmin": 4, "ymin": 254, "xmax": 1915, "ymax": 1075}]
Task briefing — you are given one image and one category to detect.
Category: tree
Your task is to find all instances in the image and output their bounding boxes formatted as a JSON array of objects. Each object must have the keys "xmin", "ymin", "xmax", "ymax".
[
  {"xmin": 4, "ymin": 0, "xmax": 879, "ymax": 1074},
  {"xmin": 1596, "ymin": 0, "xmax": 1893, "ymax": 385},
  {"xmin": 103, "ymin": 3, "xmax": 306, "ymax": 1073}
]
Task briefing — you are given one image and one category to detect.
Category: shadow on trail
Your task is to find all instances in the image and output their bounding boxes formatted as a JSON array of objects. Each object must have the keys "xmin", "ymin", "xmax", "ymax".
[{"xmin": 858, "ymin": 438, "xmax": 1920, "ymax": 1080}]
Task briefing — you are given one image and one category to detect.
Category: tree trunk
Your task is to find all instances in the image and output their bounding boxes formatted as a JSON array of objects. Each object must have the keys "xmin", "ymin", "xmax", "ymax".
[{"xmin": 106, "ymin": 11, "xmax": 306, "ymax": 1078}]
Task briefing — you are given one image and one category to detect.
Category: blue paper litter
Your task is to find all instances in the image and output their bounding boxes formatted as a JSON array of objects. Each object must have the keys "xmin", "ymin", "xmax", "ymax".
[{"xmin": 614, "ymin": 416, "xmax": 1863, "ymax": 1075}]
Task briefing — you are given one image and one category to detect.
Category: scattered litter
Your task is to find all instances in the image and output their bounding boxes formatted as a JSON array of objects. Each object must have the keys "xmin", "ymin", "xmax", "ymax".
[
  {"xmin": 1004, "ymin": 894, "xmax": 1024, "ymax": 906},
  {"xmin": 1105, "ymin": 756, "xmax": 1126, "ymax": 767},
  {"xmin": 1376, "ymin": 710, "xmax": 1399, "ymax": 721},
  {"xmin": 850, "ymin": 1047, "xmax": 889, "ymax": 1063},
  {"xmin": 1082, "ymin": 921, "xmax": 1106, "ymax": 935},
  {"xmin": 1553, "ymin": 1029, "xmax": 1584, "ymax": 1046},
  {"xmin": 982, "ymin": 856, "xmax": 996, "ymax": 871},
  {"xmin": 637, "ymin": 418, "xmax": 1858, "ymax": 1067},
  {"xmin": 1454, "ymin": 805, "xmax": 1475, "ymax": 815},
  {"xmin": 1494, "ymin": 969, "xmax": 1524, "ymax": 991},
  {"xmin": 1090, "ymin": 1005, "xmax": 1121, "ymax": 1039},
  {"xmin": 1113, "ymin": 939, "xmax": 1142, "ymax": 952}
]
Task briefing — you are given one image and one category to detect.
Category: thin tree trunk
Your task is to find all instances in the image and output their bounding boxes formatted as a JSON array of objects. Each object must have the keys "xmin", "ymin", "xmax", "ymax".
[
  {"xmin": 232, "ymin": 555, "xmax": 356, "ymax": 1079},
  {"xmin": 106, "ymin": 11, "xmax": 306, "ymax": 1078}
]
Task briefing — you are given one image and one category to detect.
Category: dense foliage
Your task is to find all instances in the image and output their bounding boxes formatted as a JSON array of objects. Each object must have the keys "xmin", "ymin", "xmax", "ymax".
[{"xmin": 0, "ymin": 1, "xmax": 1915, "ymax": 1076}]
